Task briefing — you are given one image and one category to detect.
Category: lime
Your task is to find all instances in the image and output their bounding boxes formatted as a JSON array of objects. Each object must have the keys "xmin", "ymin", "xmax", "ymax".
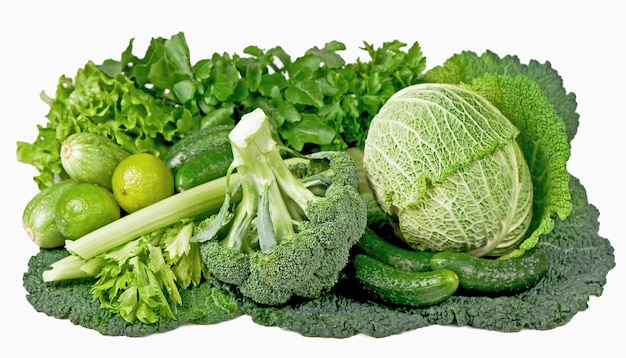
[
  {"xmin": 56, "ymin": 183, "xmax": 121, "ymax": 240},
  {"xmin": 112, "ymin": 152, "xmax": 175, "ymax": 213}
]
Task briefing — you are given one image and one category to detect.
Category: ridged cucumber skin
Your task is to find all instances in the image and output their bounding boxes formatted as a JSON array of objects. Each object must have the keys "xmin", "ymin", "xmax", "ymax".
[
  {"xmin": 357, "ymin": 228, "xmax": 435, "ymax": 272},
  {"xmin": 162, "ymin": 124, "xmax": 234, "ymax": 174},
  {"xmin": 353, "ymin": 254, "xmax": 459, "ymax": 307},
  {"xmin": 174, "ymin": 145, "xmax": 233, "ymax": 191},
  {"xmin": 22, "ymin": 180, "xmax": 77, "ymax": 248},
  {"xmin": 429, "ymin": 249, "xmax": 550, "ymax": 293},
  {"xmin": 60, "ymin": 132, "xmax": 130, "ymax": 190}
]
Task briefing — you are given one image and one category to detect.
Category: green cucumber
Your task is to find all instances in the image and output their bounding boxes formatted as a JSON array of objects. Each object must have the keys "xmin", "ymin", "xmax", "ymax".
[
  {"xmin": 429, "ymin": 249, "xmax": 550, "ymax": 293},
  {"xmin": 353, "ymin": 254, "xmax": 459, "ymax": 307},
  {"xmin": 175, "ymin": 144, "xmax": 233, "ymax": 191},
  {"xmin": 357, "ymin": 228, "xmax": 435, "ymax": 272},
  {"xmin": 22, "ymin": 180, "xmax": 77, "ymax": 248},
  {"xmin": 60, "ymin": 132, "xmax": 130, "ymax": 190},
  {"xmin": 162, "ymin": 124, "xmax": 234, "ymax": 175}
]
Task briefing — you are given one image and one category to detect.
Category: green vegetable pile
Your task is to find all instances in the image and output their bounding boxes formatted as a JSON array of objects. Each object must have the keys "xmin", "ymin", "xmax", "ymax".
[
  {"xmin": 242, "ymin": 176, "xmax": 614, "ymax": 337},
  {"xmin": 17, "ymin": 32, "xmax": 615, "ymax": 338}
]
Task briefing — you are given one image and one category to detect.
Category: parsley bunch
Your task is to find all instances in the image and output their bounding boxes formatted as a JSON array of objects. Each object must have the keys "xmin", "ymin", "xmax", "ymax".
[{"xmin": 118, "ymin": 32, "xmax": 427, "ymax": 151}]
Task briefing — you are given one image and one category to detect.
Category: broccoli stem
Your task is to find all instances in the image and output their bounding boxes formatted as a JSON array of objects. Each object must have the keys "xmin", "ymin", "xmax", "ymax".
[
  {"xmin": 224, "ymin": 149, "xmax": 295, "ymax": 252},
  {"xmin": 224, "ymin": 108, "xmax": 318, "ymax": 253},
  {"xmin": 221, "ymin": 174, "xmax": 257, "ymax": 250}
]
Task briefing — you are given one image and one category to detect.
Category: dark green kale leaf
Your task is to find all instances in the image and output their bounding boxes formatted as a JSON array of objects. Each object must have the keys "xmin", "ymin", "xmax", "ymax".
[{"xmin": 23, "ymin": 249, "xmax": 243, "ymax": 337}]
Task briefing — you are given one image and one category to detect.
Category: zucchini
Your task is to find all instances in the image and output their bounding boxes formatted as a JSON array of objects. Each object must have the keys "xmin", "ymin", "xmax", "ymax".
[
  {"xmin": 175, "ymin": 144, "xmax": 233, "ymax": 191},
  {"xmin": 429, "ymin": 249, "xmax": 550, "ymax": 293},
  {"xmin": 162, "ymin": 124, "xmax": 234, "ymax": 175},
  {"xmin": 357, "ymin": 228, "xmax": 435, "ymax": 272},
  {"xmin": 353, "ymin": 254, "xmax": 459, "ymax": 307},
  {"xmin": 60, "ymin": 132, "xmax": 130, "ymax": 190},
  {"xmin": 22, "ymin": 180, "xmax": 77, "ymax": 248}
]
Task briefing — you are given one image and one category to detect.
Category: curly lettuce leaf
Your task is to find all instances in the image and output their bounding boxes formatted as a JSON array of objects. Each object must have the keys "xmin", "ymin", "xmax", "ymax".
[{"xmin": 16, "ymin": 61, "xmax": 185, "ymax": 189}]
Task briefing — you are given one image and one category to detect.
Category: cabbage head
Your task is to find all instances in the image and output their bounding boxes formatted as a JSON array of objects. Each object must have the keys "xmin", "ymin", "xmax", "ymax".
[{"xmin": 363, "ymin": 83, "xmax": 533, "ymax": 257}]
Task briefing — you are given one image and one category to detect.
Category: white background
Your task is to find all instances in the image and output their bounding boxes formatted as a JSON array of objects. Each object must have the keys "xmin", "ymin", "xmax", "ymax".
[{"xmin": 1, "ymin": 1, "xmax": 623, "ymax": 356}]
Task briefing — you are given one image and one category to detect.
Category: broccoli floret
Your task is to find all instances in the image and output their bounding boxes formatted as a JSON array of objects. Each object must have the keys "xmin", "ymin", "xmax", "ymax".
[
  {"xmin": 196, "ymin": 108, "xmax": 367, "ymax": 306},
  {"xmin": 200, "ymin": 244, "xmax": 251, "ymax": 285}
]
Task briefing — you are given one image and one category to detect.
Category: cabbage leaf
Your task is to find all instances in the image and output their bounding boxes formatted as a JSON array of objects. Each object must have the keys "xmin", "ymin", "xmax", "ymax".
[
  {"xmin": 424, "ymin": 50, "xmax": 579, "ymax": 142},
  {"xmin": 425, "ymin": 52, "xmax": 574, "ymax": 257},
  {"xmin": 469, "ymin": 74, "xmax": 571, "ymax": 257}
]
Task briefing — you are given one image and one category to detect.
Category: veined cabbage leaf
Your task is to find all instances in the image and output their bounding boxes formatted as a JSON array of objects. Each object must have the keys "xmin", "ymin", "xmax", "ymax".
[{"xmin": 425, "ymin": 51, "xmax": 573, "ymax": 257}]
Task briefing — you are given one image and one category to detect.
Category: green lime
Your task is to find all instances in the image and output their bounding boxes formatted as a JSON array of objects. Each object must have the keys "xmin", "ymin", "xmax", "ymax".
[
  {"xmin": 111, "ymin": 152, "xmax": 175, "ymax": 213},
  {"xmin": 56, "ymin": 183, "xmax": 121, "ymax": 240}
]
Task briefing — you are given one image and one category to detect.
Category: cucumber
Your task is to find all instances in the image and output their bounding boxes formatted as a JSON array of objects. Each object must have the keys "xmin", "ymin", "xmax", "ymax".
[
  {"xmin": 162, "ymin": 124, "xmax": 234, "ymax": 175},
  {"xmin": 429, "ymin": 249, "xmax": 550, "ymax": 293},
  {"xmin": 357, "ymin": 228, "xmax": 435, "ymax": 272},
  {"xmin": 60, "ymin": 132, "xmax": 130, "ymax": 190},
  {"xmin": 22, "ymin": 180, "xmax": 77, "ymax": 248},
  {"xmin": 353, "ymin": 254, "xmax": 459, "ymax": 307},
  {"xmin": 175, "ymin": 144, "xmax": 233, "ymax": 191}
]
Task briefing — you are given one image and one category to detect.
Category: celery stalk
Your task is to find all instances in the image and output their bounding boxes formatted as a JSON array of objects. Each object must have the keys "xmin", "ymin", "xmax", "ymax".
[
  {"xmin": 42, "ymin": 255, "xmax": 93, "ymax": 282},
  {"xmin": 65, "ymin": 174, "xmax": 239, "ymax": 260}
]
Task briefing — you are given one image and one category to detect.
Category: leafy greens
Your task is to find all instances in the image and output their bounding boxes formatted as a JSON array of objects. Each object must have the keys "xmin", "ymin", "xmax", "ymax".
[
  {"xmin": 24, "ymin": 249, "xmax": 243, "ymax": 337},
  {"xmin": 17, "ymin": 32, "xmax": 426, "ymax": 189}
]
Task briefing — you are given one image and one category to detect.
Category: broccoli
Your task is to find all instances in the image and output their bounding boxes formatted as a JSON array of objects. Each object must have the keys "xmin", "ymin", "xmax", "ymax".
[
  {"xmin": 241, "ymin": 175, "xmax": 615, "ymax": 337},
  {"xmin": 194, "ymin": 108, "xmax": 367, "ymax": 305}
]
